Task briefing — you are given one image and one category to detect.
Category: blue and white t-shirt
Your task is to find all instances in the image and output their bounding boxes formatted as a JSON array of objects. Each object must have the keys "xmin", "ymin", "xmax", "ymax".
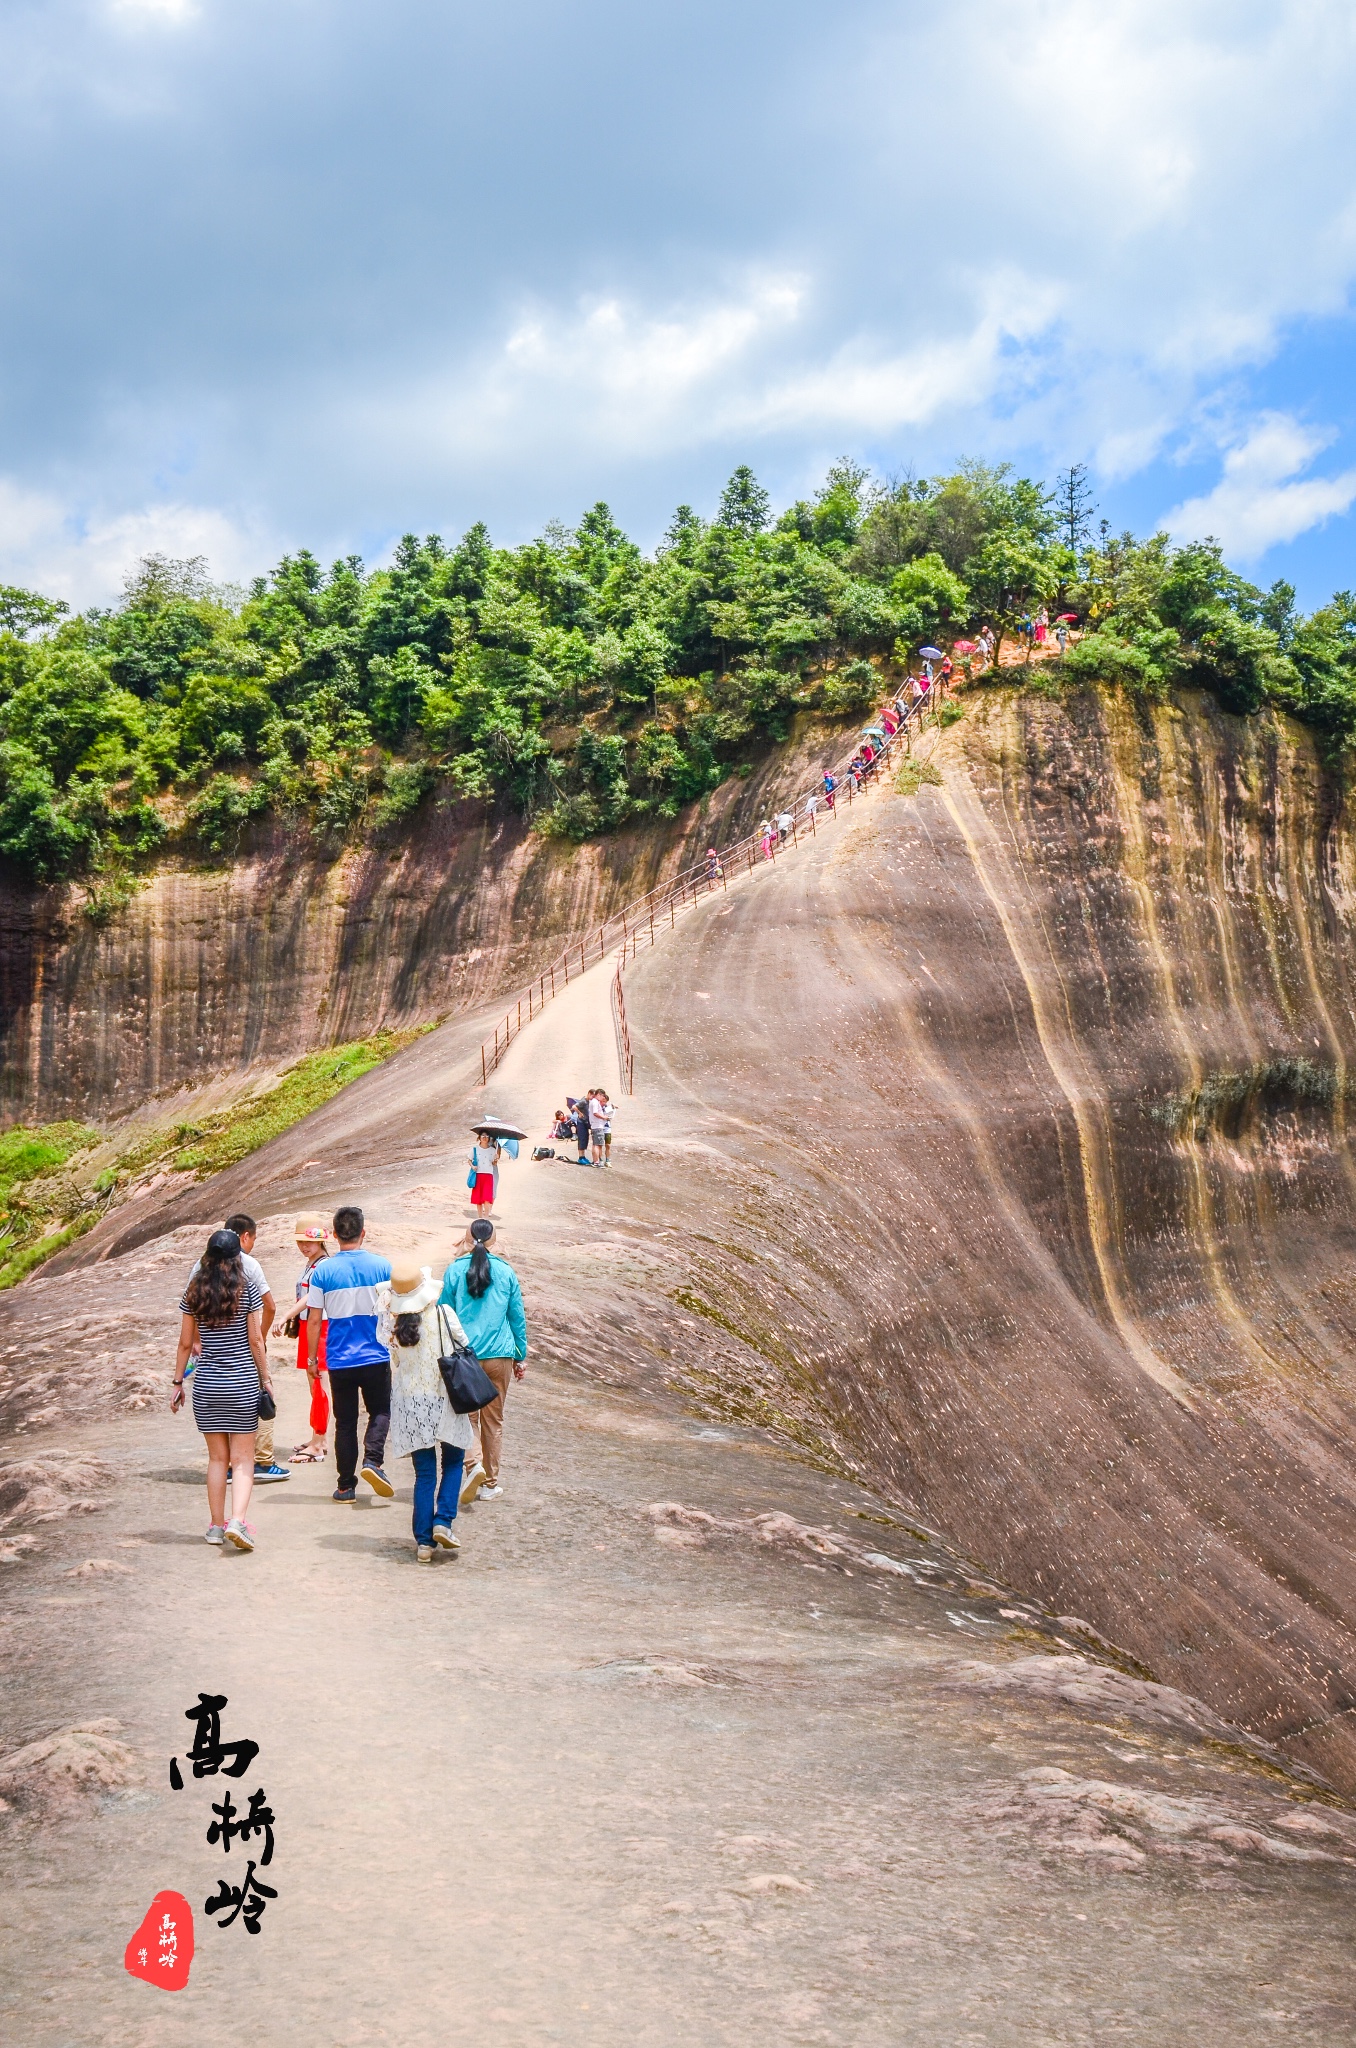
[{"xmin": 305, "ymin": 1249, "xmax": 393, "ymax": 1371}]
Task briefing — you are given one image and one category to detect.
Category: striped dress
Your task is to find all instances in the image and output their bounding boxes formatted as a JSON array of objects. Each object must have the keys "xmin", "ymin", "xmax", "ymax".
[{"xmin": 184, "ymin": 1276, "xmax": 263, "ymax": 1434}]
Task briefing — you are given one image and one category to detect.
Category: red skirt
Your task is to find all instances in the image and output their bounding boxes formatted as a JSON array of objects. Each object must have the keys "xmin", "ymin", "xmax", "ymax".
[
  {"xmin": 296, "ymin": 1319, "xmax": 329, "ymax": 1434},
  {"xmin": 296, "ymin": 1321, "xmax": 327, "ymax": 1370},
  {"xmin": 471, "ymin": 1173, "xmax": 496, "ymax": 1205}
]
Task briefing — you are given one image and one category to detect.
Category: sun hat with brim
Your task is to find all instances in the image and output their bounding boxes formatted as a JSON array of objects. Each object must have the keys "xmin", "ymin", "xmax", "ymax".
[
  {"xmin": 295, "ymin": 1214, "xmax": 330, "ymax": 1245},
  {"xmin": 388, "ymin": 1261, "xmax": 438, "ymax": 1315}
]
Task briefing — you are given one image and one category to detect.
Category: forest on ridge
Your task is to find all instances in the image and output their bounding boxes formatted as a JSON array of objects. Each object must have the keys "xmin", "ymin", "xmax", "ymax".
[{"xmin": 1, "ymin": 459, "xmax": 1355, "ymax": 892}]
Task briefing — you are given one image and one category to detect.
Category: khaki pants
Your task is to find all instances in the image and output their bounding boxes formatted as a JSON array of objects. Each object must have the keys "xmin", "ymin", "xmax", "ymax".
[
  {"xmin": 470, "ymin": 1359, "xmax": 514, "ymax": 1485},
  {"xmin": 254, "ymin": 1415, "xmax": 274, "ymax": 1467}
]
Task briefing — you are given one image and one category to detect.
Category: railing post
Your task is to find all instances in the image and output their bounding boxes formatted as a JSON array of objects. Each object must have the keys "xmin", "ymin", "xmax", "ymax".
[{"xmin": 481, "ymin": 1044, "xmax": 486, "ymax": 1085}]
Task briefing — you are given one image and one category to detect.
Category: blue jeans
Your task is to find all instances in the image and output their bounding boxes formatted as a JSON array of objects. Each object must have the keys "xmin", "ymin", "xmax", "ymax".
[{"xmin": 410, "ymin": 1443, "xmax": 465, "ymax": 1545}]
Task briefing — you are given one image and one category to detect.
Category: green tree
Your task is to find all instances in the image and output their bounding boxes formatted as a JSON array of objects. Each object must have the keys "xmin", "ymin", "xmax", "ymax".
[
  {"xmin": 890, "ymin": 554, "xmax": 969, "ymax": 641},
  {"xmin": 966, "ymin": 534, "xmax": 1057, "ymax": 665},
  {"xmin": 0, "ymin": 586, "xmax": 69, "ymax": 638},
  {"xmin": 716, "ymin": 466, "xmax": 771, "ymax": 536}
]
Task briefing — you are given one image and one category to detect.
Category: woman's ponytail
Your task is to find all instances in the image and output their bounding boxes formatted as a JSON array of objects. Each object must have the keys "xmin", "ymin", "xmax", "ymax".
[{"xmin": 467, "ymin": 1218, "xmax": 494, "ymax": 1298}]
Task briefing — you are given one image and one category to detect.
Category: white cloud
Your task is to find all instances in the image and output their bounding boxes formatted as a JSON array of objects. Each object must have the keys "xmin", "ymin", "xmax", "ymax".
[
  {"xmin": 108, "ymin": 0, "xmax": 197, "ymax": 22},
  {"xmin": 353, "ymin": 266, "xmax": 1063, "ymax": 483},
  {"xmin": 1163, "ymin": 414, "xmax": 1356, "ymax": 560},
  {"xmin": 0, "ymin": 479, "xmax": 269, "ymax": 608},
  {"xmin": 743, "ymin": 272, "xmax": 1063, "ymax": 437}
]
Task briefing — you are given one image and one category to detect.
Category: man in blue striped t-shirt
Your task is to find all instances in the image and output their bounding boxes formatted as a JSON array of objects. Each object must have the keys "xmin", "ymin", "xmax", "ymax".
[{"xmin": 306, "ymin": 1206, "xmax": 393, "ymax": 1502}]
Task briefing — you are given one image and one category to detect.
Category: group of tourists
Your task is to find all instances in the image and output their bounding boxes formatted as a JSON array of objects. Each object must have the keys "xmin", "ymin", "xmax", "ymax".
[
  {"xmin": 840, "ymin": 674, "xmax": 940, "ymax": 792},
  {"xmin": 172, "ymin": 1199, "xmax": 529, "ymax": 1563},
  {"xmin": 549, "ymin": 1089, "xmax": 615, "ymax": 1166}
]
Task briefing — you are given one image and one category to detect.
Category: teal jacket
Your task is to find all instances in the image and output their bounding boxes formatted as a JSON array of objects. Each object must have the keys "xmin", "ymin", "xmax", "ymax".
[{"xmin": 438, "ymin": 1254, "xmax": 527, "ymax": 1362}]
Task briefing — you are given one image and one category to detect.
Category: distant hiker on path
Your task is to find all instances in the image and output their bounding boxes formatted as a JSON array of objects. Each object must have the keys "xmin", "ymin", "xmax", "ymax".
[
  {"xmin": 776, "ymin": 808, "xmax": 793, "ymax": 845},
  {"xmin": 589, "ymin": 1087, "xmax": 615, "ymax": 1168},
  {"xmin": 172, "ymin": 1228, "xmax": 273, "ymax": 1553},
  {"xmin": 440, "ymin": 1219, "xmax": 527, "ymax": 1505},
  {"xmin": 306, "ymin": 1205, "xmax": 394, "ymax": 1504},
  {"xmin": 287, "ymin": 1216, "xmax": 331, "ymax": 1463},
  {"xmin": 705, "ymin": 848, "xmax": 723, "ymax": 884},
  {"xmin": 378, "ymin": 1259, "xmax": 474, "ymax": 1563}
]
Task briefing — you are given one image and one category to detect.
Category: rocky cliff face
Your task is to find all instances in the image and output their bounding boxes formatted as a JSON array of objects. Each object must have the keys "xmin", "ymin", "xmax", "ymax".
[
  {"xmin": 0, "ymin": 725, "xmax": 838, "ymax": 1126},
  {"xmin": 613, "ymin": 685, "xmax": 1356, "ymax": 1789}
]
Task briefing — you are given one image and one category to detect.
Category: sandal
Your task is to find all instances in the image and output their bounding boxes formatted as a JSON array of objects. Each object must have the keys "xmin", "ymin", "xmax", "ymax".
[{"xmin": 288, "ymin": 1446, "xmax": 326, "ymax": 1463}]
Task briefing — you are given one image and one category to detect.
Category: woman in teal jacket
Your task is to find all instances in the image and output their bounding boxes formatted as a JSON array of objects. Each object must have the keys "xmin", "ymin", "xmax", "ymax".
[{"xmin": 439, "ymin": 1218, "xmax": 527, "ymax": 1502}]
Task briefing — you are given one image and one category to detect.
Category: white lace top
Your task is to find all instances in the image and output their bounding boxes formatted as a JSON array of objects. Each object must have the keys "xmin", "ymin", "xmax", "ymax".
[{"xmin": 376, "ymin": 1283, "xmax": 476, "ymax": 1460}]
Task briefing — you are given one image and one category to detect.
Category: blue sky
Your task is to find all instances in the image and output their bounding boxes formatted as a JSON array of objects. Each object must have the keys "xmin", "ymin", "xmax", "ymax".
[{"xmin": 2, "ymin": 0, "xmax": 1355, "ymax": 607}]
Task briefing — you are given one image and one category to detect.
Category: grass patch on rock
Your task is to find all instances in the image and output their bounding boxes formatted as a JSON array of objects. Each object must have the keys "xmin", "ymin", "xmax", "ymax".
[
  {"xmin": 894, "ymin": 756, "xmax": 944, "ymax": 797},
  {"xmin": 0, "ymin": 1024, "xmax": 434, "ymax": 1289},
  {"xmin": 167, "ymin": 1028, "xmax": 429, "ymax": 1176}
]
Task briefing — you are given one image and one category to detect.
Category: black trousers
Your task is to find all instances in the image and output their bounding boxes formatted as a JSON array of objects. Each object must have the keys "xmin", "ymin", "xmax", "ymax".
[{"xmin": 330, "ymin": 1363, "xmax": 391, "ymax": 1488}]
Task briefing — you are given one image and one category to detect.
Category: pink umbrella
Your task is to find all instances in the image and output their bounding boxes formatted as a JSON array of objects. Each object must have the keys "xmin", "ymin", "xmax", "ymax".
[
  {"xmin": 1056, "ymin": 612, "xmax": 1078, "ymax": 623},
  {"xmin": 952, "ymin": 639, "xmax": 977, "ymax": 654}
]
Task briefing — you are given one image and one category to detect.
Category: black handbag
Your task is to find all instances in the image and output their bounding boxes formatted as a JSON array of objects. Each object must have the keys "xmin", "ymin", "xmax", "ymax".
[
  {"xmin": 257, "ymin": 1384, "xmax": 277, "ymax": 1420},
  {"xmin": 436, "ymin": 1307, "xmax": 498, "ymax": 1414}
]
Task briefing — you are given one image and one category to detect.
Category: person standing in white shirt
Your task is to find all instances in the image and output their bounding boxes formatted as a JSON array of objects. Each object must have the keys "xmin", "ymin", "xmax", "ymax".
[{"xmin": 588, "ymin": 1088, "xmax": 615, "ymax": 1168}]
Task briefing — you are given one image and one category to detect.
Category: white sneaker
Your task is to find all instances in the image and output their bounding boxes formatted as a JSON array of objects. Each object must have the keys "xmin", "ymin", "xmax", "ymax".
[
  {"xmin": 479, "ymin": 1484, "xmax": 505, "ymax": 1501},
  {"xmin": 460, "ymin": 1463, "xmax": 486, "ymax": 1506},
  {"xmin": 205, "ymin": 1525, "xmax": 226, "ymax": 1546}
]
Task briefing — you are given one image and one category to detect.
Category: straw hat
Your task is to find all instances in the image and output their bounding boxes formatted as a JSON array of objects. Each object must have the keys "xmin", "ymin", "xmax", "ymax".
[
  {"xmin": 388, "ymin": 1260, "xmax": 438, "ymax": 1315},
  {"xmin": 295, "ymin": 1213, "xmax": 330, "ymax": 1246}
]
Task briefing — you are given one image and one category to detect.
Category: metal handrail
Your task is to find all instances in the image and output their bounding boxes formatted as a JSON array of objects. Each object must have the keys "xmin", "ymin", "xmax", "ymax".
[{"xmin": 477, "ymin": 680, "xmax": 942, "ymax": 1086}]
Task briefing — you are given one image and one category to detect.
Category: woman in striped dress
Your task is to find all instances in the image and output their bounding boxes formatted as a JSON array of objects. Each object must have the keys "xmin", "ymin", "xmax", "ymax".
[{"xmin": 171, "ymin": 1228, "xmax": 273, "ymax": 1553}]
